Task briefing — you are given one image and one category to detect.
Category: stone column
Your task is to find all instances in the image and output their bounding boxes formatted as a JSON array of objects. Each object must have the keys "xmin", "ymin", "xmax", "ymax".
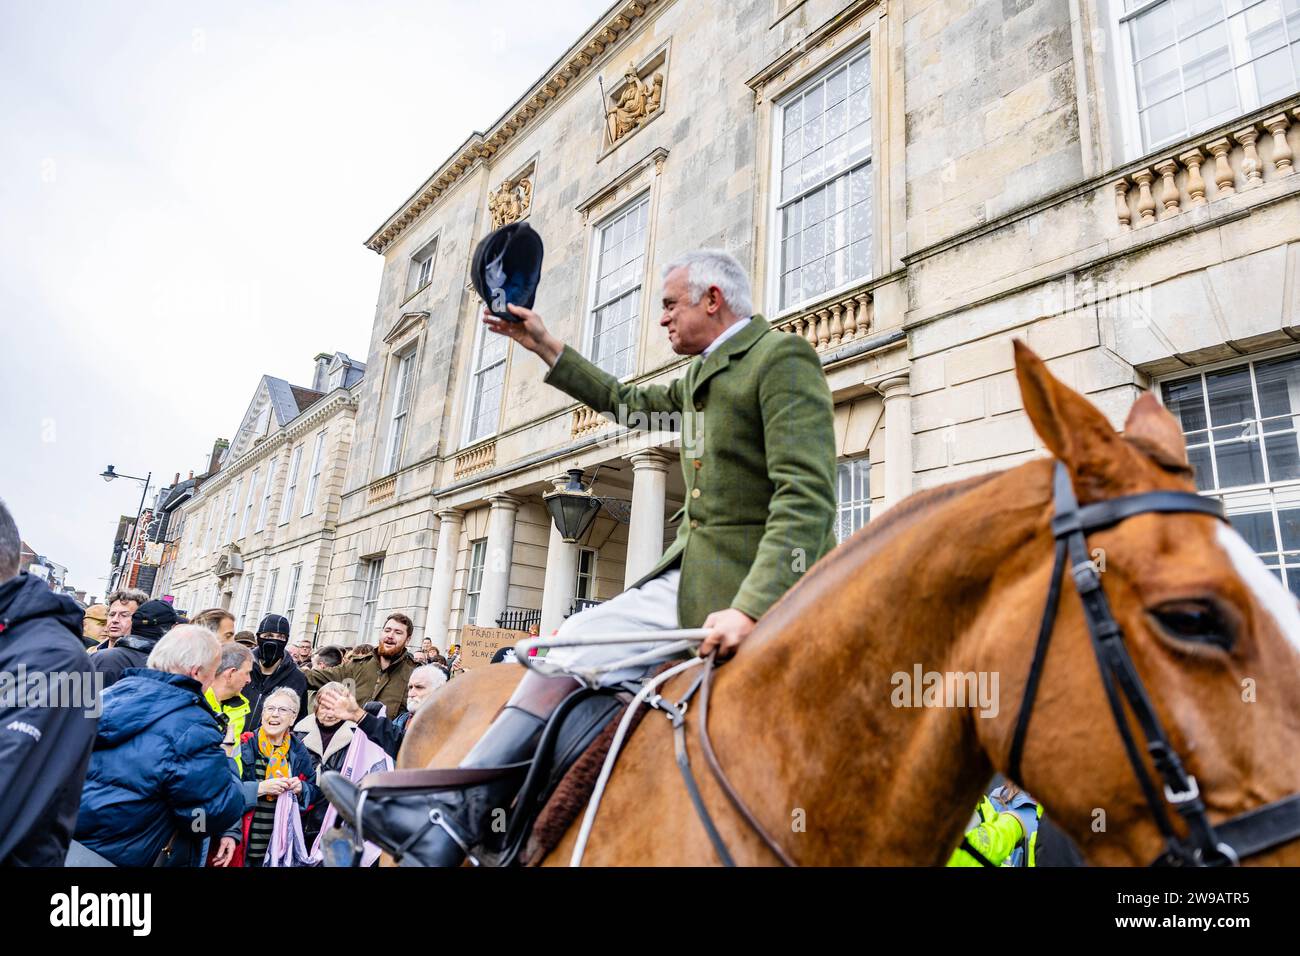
[
  {"xmin": 425, "ymin": 507, "xmax": 463, "ymax": 651},
  {"xmin": 476, "ymin": 494, "xmax": 519, "ymax": 628},
  {"xmin": 879, "ymin": 375, "xmax": 913, "ymax": 513},
  {"xmin": 540, "ymin": 476, "xmax": 581, "ymax": 637},
  {"xmin": 624, "ymin": 449, "xmax": 671, "ymax": 587}
]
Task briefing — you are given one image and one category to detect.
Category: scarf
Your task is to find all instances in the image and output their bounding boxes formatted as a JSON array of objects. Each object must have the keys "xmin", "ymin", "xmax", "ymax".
[
  {"xmin": 257, "ymin": 727, "xmax": 292, "ymax": 788},
  {"xmin": 265, "ymin": 791, "xmax": 312, "ymax": 868}
]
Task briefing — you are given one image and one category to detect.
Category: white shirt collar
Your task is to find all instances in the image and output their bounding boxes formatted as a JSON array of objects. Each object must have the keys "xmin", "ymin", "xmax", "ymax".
[{"xmin": 701, "ymin": 317, "xmax": 750, "ymax": 358}]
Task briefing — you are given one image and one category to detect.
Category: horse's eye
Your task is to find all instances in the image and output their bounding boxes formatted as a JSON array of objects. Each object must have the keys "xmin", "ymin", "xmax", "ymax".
[{"xmin": 1150, "ymin": 600, "xmax": 1235, "ymax": 652}]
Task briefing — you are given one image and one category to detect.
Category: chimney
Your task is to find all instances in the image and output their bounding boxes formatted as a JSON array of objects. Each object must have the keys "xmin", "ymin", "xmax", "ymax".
[
  {"xmin": 312, "ymin": 352, "xmax": 332, "ymax": 392},
  {"xmin": 174, "ymin": 472, "xmax": 180, "ymax": 485},
  {"xmin": 208, "ymin": 438, "xmax": 230, "ymax": 475},
  {"xmin": 188, "ymin": 470, "xmax": 194, "ymax": 480}
]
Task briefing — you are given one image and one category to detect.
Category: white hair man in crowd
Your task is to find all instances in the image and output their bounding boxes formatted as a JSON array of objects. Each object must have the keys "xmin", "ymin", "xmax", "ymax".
[{"xmin": 73, "ymin": 625, "xmax": 246, "ymax": 866}]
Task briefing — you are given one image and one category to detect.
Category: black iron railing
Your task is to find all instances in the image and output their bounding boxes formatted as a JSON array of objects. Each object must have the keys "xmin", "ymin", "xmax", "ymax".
[{"xmin": 496, "ymin": 607, "xmax": 542, "ymax": 632}]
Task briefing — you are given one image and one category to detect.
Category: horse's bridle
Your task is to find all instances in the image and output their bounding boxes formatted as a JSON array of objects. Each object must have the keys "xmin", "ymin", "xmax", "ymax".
[{"xmin": 1008, "ymin": 460, "xmax": 1300, "ymax": 866}]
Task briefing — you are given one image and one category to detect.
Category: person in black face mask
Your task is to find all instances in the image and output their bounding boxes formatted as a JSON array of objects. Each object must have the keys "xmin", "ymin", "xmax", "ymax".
[{"xmin": 243, "ymin": 614, "xmax": 308, "ymax": 734}]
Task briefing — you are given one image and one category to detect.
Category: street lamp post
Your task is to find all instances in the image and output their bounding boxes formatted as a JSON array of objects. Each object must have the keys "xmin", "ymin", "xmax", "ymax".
[{"xmin": 101, "ymin": 465, "xmax": 152, "ymax": 594}]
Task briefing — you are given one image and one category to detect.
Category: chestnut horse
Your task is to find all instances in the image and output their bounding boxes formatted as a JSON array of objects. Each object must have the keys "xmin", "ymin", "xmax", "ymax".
[{"xmin": 397, "ymin": 342, "xmax": 1300, "ymax": 865}]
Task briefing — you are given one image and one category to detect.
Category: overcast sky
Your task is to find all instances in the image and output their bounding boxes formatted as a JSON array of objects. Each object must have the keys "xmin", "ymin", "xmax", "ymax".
[{"xmin": 0, "ymin": 0, "xmax": 610, "ymax": 599}]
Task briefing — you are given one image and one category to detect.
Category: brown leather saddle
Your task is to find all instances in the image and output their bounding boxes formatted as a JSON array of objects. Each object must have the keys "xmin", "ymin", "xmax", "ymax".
[{"xmin": 358, "ymin": 686, "xmax": 644, "ymax": 867}]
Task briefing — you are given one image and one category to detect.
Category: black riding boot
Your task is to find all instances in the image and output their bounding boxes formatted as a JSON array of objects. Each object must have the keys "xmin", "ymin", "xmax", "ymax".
[{"xmin": 321, "ymin": 673, "xmax": 580, "ymax": 867}]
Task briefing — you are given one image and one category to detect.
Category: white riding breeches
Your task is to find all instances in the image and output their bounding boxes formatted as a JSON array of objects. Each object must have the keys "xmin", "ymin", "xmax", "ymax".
[{"xmin": 540, "ymin": 568, "xmax": 683, "ymax": 686}]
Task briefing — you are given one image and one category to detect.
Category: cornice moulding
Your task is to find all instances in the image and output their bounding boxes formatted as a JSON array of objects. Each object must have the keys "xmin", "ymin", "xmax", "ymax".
[{"xmin": 363, "ymin": 0, "xmax": 668, "ymax": 254}]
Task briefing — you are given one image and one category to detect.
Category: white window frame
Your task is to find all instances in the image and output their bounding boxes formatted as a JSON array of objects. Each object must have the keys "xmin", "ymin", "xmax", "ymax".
[
  {"xmin": 464, "ymin": 538, "xmax": 487, "ymax": 625},
  {"xmin": 280, "ymin": 444, "xmax": 303, "ymax": 526},
  {"xmin": 205, "ymin": 504, "xmax": 217, "ymax": 553},
  {"xmin": 767, "ymin": 40, "xmax": 875, "ymax": 320},
  {"xmin": 1113, "ymin": 0, "xmax": 1300, "ymax": 158},
  {"xmin": 462, "ymin": 322, "xmax": 507, "ymax": 447},
  {"xmin": 574, "ymin": 547, "xmax": 598, "ymax": 601},
  {"xmin": 385, "ymin": 350, "xmax": 416, "ymax": 475},
  {"xmin": 237, "ymin": 572, "xmax": 255, "ymax": 630},
  {"xmin": 835, "ymin": 455, "xmax": 872, "ymax": 543},
  {"xmin": 1157, "ymin": 345, "xmax": 1300, "ymax": 593},
  {"xmin": 404, "ymin": 236, "xmax": 438, "ymax": 300},
  {"xmin": 285, "ymin": 563, "xmax": 303, "ymax": 627},
  {"xmin": 583, "ymin": 193, "xmax": 652, "ymax": 381},
  {"xmin": 358, "ymin": 558, "xmax": 385, "ymax": 641},
  {"xmin": 256, "ymin": 456, "xmax": 279, "ymax": 532},
  {"xmin": 220, "ymin": 486, "xmax": 239, "ymax": 546},
  {"xmin": 264, "ymin": 567, "xmax": 280, "ymax": 616},
  {"xmin": 240, "ymin": 468, "xmax": 259, "ymax": 540},
  {"xmin": 302, "ymin": 429, "xmax": 327, "ymax": 517}
]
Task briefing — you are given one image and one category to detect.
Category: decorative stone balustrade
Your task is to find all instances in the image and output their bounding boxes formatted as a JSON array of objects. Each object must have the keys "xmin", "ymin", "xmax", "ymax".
[
  {"xmin": 572, "ymin": 405, "xmax": 619, "ymax": 439},
  {"xmin": 772, "ymin": 286, "xmax": 873, "ymax": 350},
  {"xmin": 454, "ymin": 441, "xmax": 496, "ymax": 480},
  {"xmin": 1110, "ymin": 104, "xmax": 1298, "ymax": 231},
  {"xmin": 366, "ymin": 475, "xmax": 396, "ymax": 506}
]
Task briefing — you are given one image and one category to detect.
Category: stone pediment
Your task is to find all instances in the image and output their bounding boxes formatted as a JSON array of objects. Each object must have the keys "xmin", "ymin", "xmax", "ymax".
[
  {"xmin": 228, "ymin": 378, "xmax": 281, "ymax": 461},
  {"xmin": 385, "ymin": 311, "xmax": 428, "ymax": 347},
  {"xmin": 214, "ymin": 547, "xmax": 245, "ymax": 580}
]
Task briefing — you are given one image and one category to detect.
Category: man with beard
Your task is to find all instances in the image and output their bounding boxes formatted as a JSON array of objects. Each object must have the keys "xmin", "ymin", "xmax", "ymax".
[
  {"xmin": 305, "ymin": 613, "xmax": 419, "ymax": 720},
  {"xmin": 244, "ymin": 614, "xmax": 308, "ymax": 733}
]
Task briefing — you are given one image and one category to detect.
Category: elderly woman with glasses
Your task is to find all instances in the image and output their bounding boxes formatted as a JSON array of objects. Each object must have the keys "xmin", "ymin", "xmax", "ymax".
[{"xmin": 217, "ymin": 686, "xmax": 318, "ymax": 867}]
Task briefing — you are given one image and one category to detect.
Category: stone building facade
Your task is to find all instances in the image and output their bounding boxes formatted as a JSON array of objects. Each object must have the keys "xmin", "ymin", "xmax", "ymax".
[
  {"xmin": 165, "ymin": 352, "xmax": 365, "ymax": 641},
  {"xmin": 317, "ymin": 0, "xmax": 1300, "ymax": 651}
]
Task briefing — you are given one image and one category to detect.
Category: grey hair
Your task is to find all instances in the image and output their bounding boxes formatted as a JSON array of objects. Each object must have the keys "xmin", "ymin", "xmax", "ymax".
[
  {"xmin": 410, "ymin": 663, "xmax": 448, "ymax": 687},
  {"xmin": 314, "ymin": 681, "xmax": 352, "ymax": 717},
  {"xmin": 264, "ymin": 686, "xmax": 302, "ymax": 715},
  {"xmin": 662, "ymin": 249, "xmax": 754, "ymax": 318},
  {"xmin": 216, "ymin": 641, "xmax": 252, "ymax": 675},
  {"xmin": 0, "ymin": 499, "xmax": 19, "ymax": 582},
  {"xmin": 408, "ymin": 664, "xmax": 448, "ymax": 712},
  {"xmin": 147, "ymin": 624, "xmax": 221, "ymax": 676},
  {"xmin": 108, "ymin": 588, "xmax": 149, "ymax": 609}
]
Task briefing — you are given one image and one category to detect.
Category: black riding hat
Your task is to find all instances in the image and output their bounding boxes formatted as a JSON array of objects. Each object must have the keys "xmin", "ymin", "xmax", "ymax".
[{"xmin": 470, "ymin": 221, "xmax": 544, "ymax": 321}]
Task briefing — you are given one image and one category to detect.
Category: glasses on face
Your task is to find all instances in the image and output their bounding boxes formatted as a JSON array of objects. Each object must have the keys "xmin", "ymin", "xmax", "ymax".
[{"xmin": 263, "ymin": 705, "xmax": 295, "ymax": 716}]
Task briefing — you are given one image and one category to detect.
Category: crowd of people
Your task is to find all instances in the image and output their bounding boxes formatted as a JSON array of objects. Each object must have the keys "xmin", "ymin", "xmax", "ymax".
[{"xmin": 0, "ymin": 498, "xmax": 496, "ymax": 868}]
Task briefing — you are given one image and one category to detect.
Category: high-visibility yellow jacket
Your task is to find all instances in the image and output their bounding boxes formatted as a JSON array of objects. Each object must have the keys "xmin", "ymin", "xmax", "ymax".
[
  {"xmin": 204, "ymin": 690, "xmax": 251, "ymax": 774},
  {"xmin": 947, "ymin": 792, "xmax": 1042, "ymax": 867}
]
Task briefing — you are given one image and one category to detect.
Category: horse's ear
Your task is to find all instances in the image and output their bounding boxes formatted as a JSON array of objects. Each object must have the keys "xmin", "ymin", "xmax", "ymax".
[
  {"xmin": 1013, "ymin": 340, "xmax": 1123, "ymax": 473},
  {"xmin": 1123, "ymin": 391, "xmax": 1190, "ymax": 471}
]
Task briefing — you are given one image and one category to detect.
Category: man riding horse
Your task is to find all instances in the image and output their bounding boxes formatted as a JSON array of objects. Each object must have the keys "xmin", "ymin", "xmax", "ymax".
[{"xmin": 321, "ymin": 246, "xmax": 838, "ymax": 866}]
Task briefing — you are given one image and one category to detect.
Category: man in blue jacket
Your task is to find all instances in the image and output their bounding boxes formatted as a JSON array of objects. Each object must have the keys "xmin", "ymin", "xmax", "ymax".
[
  {"xmin": 75, "ymin": 624, "xmax": 245, "ymax": 866},
  {"xmin": 0, "ymin": 500, "xmax": 99, "ymax": 866}
]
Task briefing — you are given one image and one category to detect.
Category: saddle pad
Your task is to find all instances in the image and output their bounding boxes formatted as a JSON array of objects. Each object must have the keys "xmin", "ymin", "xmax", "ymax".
[{"xmin": 520, "ymin": 694, "xmax": 653, "ymax": 865}]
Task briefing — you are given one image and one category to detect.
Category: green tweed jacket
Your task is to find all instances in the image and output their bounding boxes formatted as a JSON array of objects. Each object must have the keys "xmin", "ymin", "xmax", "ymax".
[{"xmin": 543, "ymin": 314, "xmax": 837, "ymax": 628}]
